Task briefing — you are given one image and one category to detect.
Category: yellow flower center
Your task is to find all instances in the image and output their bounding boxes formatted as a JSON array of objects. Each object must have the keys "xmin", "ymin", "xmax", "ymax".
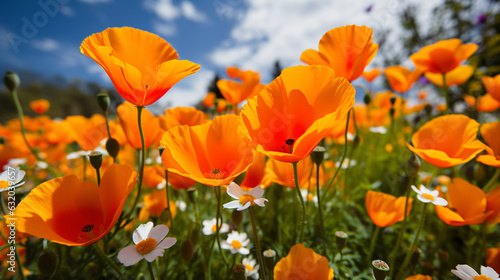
[
  {"xmin": 136, "ymin": 238, "xmax": 157, "ymax": 255},
  {"xmin": 239, "ymin": 194, "xmax": 256, "ymax": 207},
  {"xmin": 211, "ymin": 224, "xmax": 220, "ymax": 232},
  {"xmin": 231, "ymin": 240, "xmax": 242, "ymax": 249},
  {"xmin": 473, "ymin": 276, "xmax": 493, "ymax": 280},
  {"xmin": 306, "ymin": 194, "xmax": 314, "ymax": 201},
  {"xmin": 422, "ymin": 193, "xmax": 435, "ymax": 201},
  {"xmin": 245, "ymin": 264, "xmax": 253, "ymax": 271}
]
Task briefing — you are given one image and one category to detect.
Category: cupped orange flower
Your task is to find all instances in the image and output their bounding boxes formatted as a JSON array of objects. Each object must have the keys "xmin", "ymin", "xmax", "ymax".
[
  {"xmin": 217, "ymin": 67, "xmax": 264, "ymax": 105},
  {"xmin": 143, "ymin": 165, "xmax": 165, "ymax": 189},
  {"xmin": 425, "ymin": 65, "xmax": 474, "ymax": 87},
  {"xmin": 240, "ymin": 65, "xmax": 355, "ymax": 163},
  {"xmin": 138, "ymin": 188, "xmax": 176, "ymax": 222},
  {"xmin": 168, "ymin": 171, "xmax": 197, "ymax": 190},
  {"xmin": 12, "ymin": 164, "xmax": 137, "ymax": 246},
  {"xmin": 406, "ymin": 114, "xmax": 487, "ymax": 168},
  {"xmin": 301, "ymin": 25, "xmax": 378, "ymax": 82},
  {"xmin": 464, "ymin": 93, "xmax": 500, "ymax": 112},
  {"xmin": 81, "ymin": 27, "xmax": 200, "ymax": 106},
  {"xmin": 263, "ymin": 156, "xmax": 312, "ymax": 189},
  {"xmin": 384, "ymin": 66, "xmax": 422, "ymax": 93},
  {"xmin": 363, "ymin": 68, "xmax": 382, "ymax": 82},
  {"xmin": 160, "ymin": 114, "xmax": 253, "ymax": 186},
  {"xmin": 117, "ymin": 101, "xmax": 161, "ymax": 150},
  {"xmin": 435, "ymin": 178, "xmax": 493, "ymax": 226},
  {"xmin": 482, "ymin": 74, "xmax": 500, "ymax": 102},
  {"xmin": 29, "ymin": 99, "xmax": 50, "ymax": 114},
  {"xmin": 203, "ymin": 92, "xmax": 216, "ymax": 108},
  {"xmin": 65, "ymin": 114, "xmax": 108, "ymax": 151},
  {"xmin": 365, "ymin": 190, "xmax": 413, "ymax": 227},
  {"xmin": 240, "ymin": 151, "xmax": 267, "ymax": 190},
  {"xmin": 486, "ymin": 248, "xmax": 500, "ymax": 273},
  {"xmin": 159, "ymin": 107, "xmax": 210, "ymax": 131},
  {"xmin": 486, "ymin": 183, "xmax": 500, "ymax": 225},
  {"xmin": 274, "ymin": 243, "xmax": 334, "ymax": 280},
  {"xmin": 410, "ymin": 39, "xmax": 477, "ymax": 74}
]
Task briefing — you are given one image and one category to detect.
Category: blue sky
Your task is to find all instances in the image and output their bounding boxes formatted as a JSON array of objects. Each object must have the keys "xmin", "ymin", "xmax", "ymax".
[{"xmin": 0, "ymin": 0, "xmax": 490, "ymax": 110}]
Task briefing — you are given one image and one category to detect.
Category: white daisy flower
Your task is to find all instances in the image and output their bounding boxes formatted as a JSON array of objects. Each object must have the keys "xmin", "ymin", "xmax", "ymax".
[
  {"xmin": 67, "ymin": 146, "xmax": 108, "ymax": 160},
  {"xmin": 336, "ymin": 159, "xmax": 357, "ymax": 169},
  {"xmin": 117, "ymin": 222, "xmax": 177, "ymax": 266},
  {"xmin": 5, "ymin": 158, "xmax": 27, "ymax": 167},
  {"xmin": 223, "ymin": 182, "xmax": 268, "ymax": 211},
  {"xmin": 202, "ymin": 218, "xmax": 230, "ymax": 236},
  {"xmin": 176, "ymin": 200, "xmax": 187, "ymax": 212},
  {"xmin": 411, "ymin": 184, "xmax": 448, "ymax": 206},
  {"xmin": 242, "ymin": 257, "xmax": 260, "ymax": 280},
  {"xmin": 0, "ymin": 167, "xmax": 26, "ymax": 192},
  {"xmin": 220, "ymin": 231, "xmax": 250, "ymax": 255},
  {"xmin": 451, "ymin": 264, "xmax": 499, "ymax": 280},
  {"xmin": 300, "ymin": 189, "xmax": 318, "ymax": 203},
  {"xmin": 369, "ymin": 126, "xmax": 388, "ymax": 134}
]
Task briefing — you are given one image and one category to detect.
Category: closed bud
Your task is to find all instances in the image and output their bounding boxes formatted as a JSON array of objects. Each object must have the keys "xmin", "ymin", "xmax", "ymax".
[
  {"xmin": 106, "ymin": 138, "xmax": 120, "ymax": 159},
  {"xmin": 372, "ymin": 259, "xmax": 390, "ymax": 280},
  {"xmin": 232, "ymin": 264, "xmax": 246, "ymax": 280},
  {"xmin": 364, "ymin": 93, "xmax": 372, "ymax": 105},
  {"xmin": 3, "ymin": 71, "xmax": 20, "ymax": 92},
  {"xmin": 232, "ymin": 209, "xmax": 243, "ymax": 228},
  {"xmin": 407, "ymin": 153, "xmax": 421, "ymax": 177},
  {"xmin": 353, "ymin": 135, "xmax": 360, "ymax": 150},
  {"xmin": 190, "ymin": 223, "xmax": 200, "ymax": 245},
  {"xmin": 424, "ymin": 104, "xmax": 433, "ymax": 116},
  {"xmin": 263, "ymin": 249, "xmax": 276, "ymax": 272},
  {"xmin": 97, "ymin": 92, "xmax": 110, "ymax": 113},
  {"xmin": 159, "ymin": 146, "xmax": 165, "ymax": 156},
  {"xmin": 389, "ymin": 108, "xmax": 396, "ymax": 117},
  {"xmin": 38, "ymin": 250, "xmax": 58, "ymax": 277},
  {"xmin": 335, "ymin": 231, "xmax": 348, "ymax": 251},
  {"xmin": 474, "ymin": 163, "xmax": 486, "ymax": 182},
  {"xmin": 390, "ymin": 96, "xmax": 397, "ymax": 106},
  {"xmin": 0, "ymin": 136, "xmax": 6, "ymax": 145},
  {"xmin": 311, "ymin": 146, "xmax": 326, "ymax": 166},
  {"xmin": 411, "ymin": 247, "xmax": 421, "ymax": 266},
  {"xmin": 89, "ymin": 151, "xmax": 103, "ymax": 171},
  {"xmin": 187, "ymin": 188, "xmax": 197, "ymax": 205},
  {"xmin": 180, "ymin": 239, "xmax": 195, "ymax": 261}
]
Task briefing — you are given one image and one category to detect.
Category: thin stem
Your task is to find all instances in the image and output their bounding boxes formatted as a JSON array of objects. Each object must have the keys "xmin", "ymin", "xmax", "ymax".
[
  {"xmin": 96, "ymin": 168, "xmax": 101, "ymax": 187},
  {"xmin": 92, "ymin": 243, "xmax": 125, "ymax": 280},
  {"xmin": 292, "ymin": 161, "xmax": 306, "ymax": 244},
  {"xmin": 483, "ymin": 168, "xmax": 500, "ymax": 193},
  {"xmin": 215, "ymin": 186, "xmax": 229, "ymax": 266},
  {"xmin": 82, "ymin": 155, "xmax": 87, "ymax": 181},
  {"xmin": 249, "ymin": 207, "xmax": 266, "ymax": 280},
  {"xmin": 367, "ymin": 226, "xmax": 381, "ymax": 265},
  {"xmin": 479, "ymin": 222, "xmax": 488, "ymax": 270},
  {"xmin": 155, "ymin": 259, "xmax": 161, "ymax": 280},
  {"xmin": 104, "ymin": 111, "xmax": 112, "ymax": 139},
  {"xmin": 147, "ymin": 262, "xmax": 156, "ymax": 280},
  {"xmin": 165, "ymin": 170, "xmax": 173, "ymax": 229},
  {"xmin": 316, "ymin": 162, "xmax": 326, "ymax": 255},
  {"xmin": 396, "ymin": 203, "xmax": 428, "ymax": 280},
  {"xmin": 442, "ymin": 74, "xmax": 450, "ymax": 114},
  {"xmin": 429, "ymin": 223, "xmax": 447, "ymax": 265},
  {"xmin": 126, "ymin": 106, "xmax": 146, "ymax": 218}
]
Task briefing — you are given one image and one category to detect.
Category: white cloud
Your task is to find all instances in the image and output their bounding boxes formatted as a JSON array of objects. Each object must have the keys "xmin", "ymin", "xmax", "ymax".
[
  {"xmin": 181, "ymin": 1, "xmax": 208, "ymax": 22},
  {"xmin": 31, "ymin": 38, "xmax": 59, "ymax": 52},
  {"xmin": 78, "ymin": 0, "xmax": 112, "ymax": 3},
  {"xmin": 60, "ymin": 6, "xmax": 75, "ymax": 17},
  {"xmin": 144, "ymin": 0, "xmax": 181, "ymax": 21},
  {"xmin": 152, "ymin": 22, "xmax": 177, "ymax": 37}
]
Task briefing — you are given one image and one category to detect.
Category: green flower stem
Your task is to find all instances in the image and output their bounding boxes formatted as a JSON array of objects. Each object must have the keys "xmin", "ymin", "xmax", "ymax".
[
  {"xmin": 104, "ymin": 110, "xmax": 112, "ymax": 139},
  {"xmin": 249, "ymin": 207, "xmax": 266, "ymax": 280},
  {"xmin": 147, "ymin": 261, "xmax": 156, "ymax": 280},
  {"xmin": 126, "ymin": 106, "xmax": 146, "ymax": 219},
  {"xmin": 316, "ymin": 162, "xmax": 326, "ymax": 255},
  {"xmin": 82, "ymin": 155, "xmax": 87, "ymax": 181},
  {"xmin": 396, "ymin": 203, "xmax": 428, "ymax": 280},
  {"xmin": 479, "ymin": 222, "xmax": 488, "ymax": 270},
  {"xmin": 165, "ymin": 170, "xmax": 173, "ymax": 229},
  {"xmin": 292, "ymin": 161, "xmax": 306, "ymax": 244},
  {"xmin": 367, "ymin": 226, "xmax": 381, "ymax": 265},
  {"xmin": 442, "ymin": 74, "xmax": 450, "ymax": 114},
  {"xmin": 214, "ymin": 186, "xmax": 229, "ymax": 267},
  {"xmin": 428, "ymin": 222, "xmax": 447, "ymax": 265},
  {"xmin": 10, "ymin": 89, "xmax": 58, "ymax": 178},
  {"xmin": 483, "ymin": 168, "xmax": 500, "ymax": 193},
  {"xmin": 92, "ymin": 243, "xmax": 125, "ymax": 280},
  {"xmin": 96, "ymin": 168, "xmax": 101, "ymax": 187}
]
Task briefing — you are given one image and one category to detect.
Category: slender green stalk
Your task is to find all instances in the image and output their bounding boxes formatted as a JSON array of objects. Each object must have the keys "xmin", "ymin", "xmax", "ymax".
[
  {"xmin": 104, "ymin": 111, "xmax": 112, "ymax": 139},
  {"xmin": 429, "ymin": 222, "xmax": 447, "ymax": 265},
  {"xmin": 96, "ymin": 168, "xmax": 101, "ymax": 186},
  {"xmin": 316, "ymin": 162, "xmax": 326, "ymax": 255},
  {"xmin": 249, "ymin": 207, "xmax": 266, "ymax": 280},
  {"xmin": 396, "ymin": 203, "xmax": 428, "ymax": 280},
  {"xmin": 92, "ymin": 243, "xmax": 125, "ymax": 280},
  {"xmin": 165, "ymin": 170, "xmax": 173, "ymax": 229},
  {"xmin": 292, "ymin": 161, "xmax": 306, "ymax": 243},
  {"xmin": 442, "ymin": 74, "xmax": 450, "ymax": 114},
  {"xmin": 484, "ymin": 168, "xmax": 500, "ymax": 193},
  {"xmin": 126, "ymin": 106, "xmax": 146, "ymax": 218},
  {"xmin": 82, "ymin": 155, "xmax": 87, "ymax": 181},
  {"xmin": 214, "ymin": 186, "xmax": 229, "ymax": 266},
  {"xmin": 155, "ymin": 259, "xmax": 161, "ymax": 280},
  {"xmin": 478, "ymin": 222, "xmax": 488, "ymax": 270},
  {"xmin": 367, "ymin": 226, "xmax": 381, "ymax": 265},
  {"xmin": 147, "ymin": 262, "xmax": 156, "ymax": 280}
]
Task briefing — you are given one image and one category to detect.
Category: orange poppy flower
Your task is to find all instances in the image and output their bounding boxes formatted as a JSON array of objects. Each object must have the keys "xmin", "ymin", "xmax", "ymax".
[
  {"xmin": 274, "ymin": 243, "xmax": 334, "ymax": 280},
  {"xmin": 65, "ymin": 114, "xmax": 108, "ymax": 151},
  {"xmin": 363, "ymin": 68, "xmax": 382, "ymax": 82},
  {"xmin": 29, "ymin": 99, "xmax": 50, "ymax": 114},
  {"xmin": 240, "ymin": 65, "xmax": 355, "ymax": 163},
  {"xmin": 81, "ymin": 27, "xmax": 200, "ymax": 106},
  {"xmin": 263, "ymin": 156, "xmax": 312, "ymax": 189},
  {"xmin": 477, "ymin": 122, "xmax": 500, "ymax": 168},
  {"xmin": 435, "ymin": 178, "xmax": 493, "ymax": 226},
  {"xmin": 482, "ymin": 74, "xmax": 500, "ymax": 102},
  {"xmin": 138, "ymin": 188, "xmax": 176, "ymax": 222},
  {"xmin": 168, "ymin": 171, "xmax": 197, "ymax": 190},
  {"xmin": 406, "ymin": 114, "xmax": 487, "ymax": 168},
  {"xmin": 240, "ymin": 151, "xmax": 267, "ymax": 190},
  {"xmin": 464, "ymin": 93, "xmax": 500, "ymax": 112},
  {"xmin": 216, "ymin": 99, "xmax": 227, "ymax": 113},
  {"xmin": 159, "ymin": 107, "xmax": 210, "ymax": 131},
  {"xmin": 160, "ymin": 114, "xmax": 253, "ymax": 186},
  {"xmin": 365, "ymin": 191, "xmax": 413, "ymax": 227},
  {"xmin": 486, "ymin": 248, "xmax": 500, "ymax": 273},
  {"xmin": 425, "ymin": 65, "xmax": 474, "ymax": 87},
  {"xmin": 217, "ymin": 67, "xmax": 264, "ymax": 105},
  {"xmin": 410, "ymin": 39, "xmax": 477, "ymax": 74},
  {"xmin": 117, "ymin": 101, "xmax": 161, "ymax": 150},
  {"xmin": 384, "ymin": 66, "xmax": 422, "ymax": 93},
  {"xmin": 12, "ymin": 164, "xmax": 137, "ymax": 246},
  {"xmin": 301, "ymin": 25, "xmax": 378, "ymax": 82},
  {"xmin": 203, "ymin": 92, "xmax": 216, "ymax": 108},
  {"xmin": 143, "ymin": 165, "xmax": 165, "ymax": 189},
  {"xmin": 486, "ymin": 183, "xmax": 500, "ymax": 226}
]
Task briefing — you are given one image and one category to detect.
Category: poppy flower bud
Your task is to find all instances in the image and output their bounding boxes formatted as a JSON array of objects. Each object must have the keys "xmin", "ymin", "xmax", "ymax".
[
  {"xmin": 390, "ymin": 96, "xmax": 397, "ymax": 106},
  {"xmin": 105, "ymin": 138, "xmax": 120, "ymax": 159},
  {"xmin": 424, "ymin": 104, "xmax": 432, "ymax": 116},
  {"xmin": 180, "ymin": 239, "xmax": 195, "ymax": 261},
  {"xmin": 474, "ymin": 163, "xmax": 486, "ymax": 182},
  {"xmin": 158, "ymin": 146, "xmax": 165, "ymax": 156},
  {"xmin": 407, "ymin": 153, "xmax": 421, "ymax": 177},
  {"xmin": 232, "ymin": 209, "xmax": 243, "ymax": 228},
  {"xmin": 411, "ymin": 247, "xmax": 421, "ymax": 267},
  {"xmin": 3, "ymin": 71, "xmax": 20, "ymax": 92},
  {"xmin": 389, "ymin": 108, "xmax": 396, "ymax": 117},
  {"xmin": 187, "ymin": 188, "xmax": 197, "ymax": 205},
  {"xmin": 97, "ymin": 92, "xmax": 110, "ymax": 113},
  {"xmin": 38, "ymin": 250, "xmax": 58, "ymax": 276},
  {"xmin": 335, "ymin": 231, "xmax": 348, "ymax": 251},
  {"xmin": 89, "ymin": 151, "xmax": 103, "ymax": 171},
  {"xmin": 232, "ymin": 264, "xmax": 247, "ymax": 280},
  {"xmin": 263, "ymin": 249, "xmax": 276, "ymax": 272},
  {"xmin": 311, "ymin": 146, "xmax": 326, "ymax": 166},
  {"xmin": 372, "ymin": 259, "xmax": 390, "ymax": 280},
  {"xmin": 0, "ymin": 136, "xmax": 6, "ymax": 145},
  {"xmin": 353, "ymin": 135, "xmax": 361, "ymax": 150},
  {"xmin": 190, "ymin": 223, "xmax": 200, "ymax": 245},
  {"xmin": 364, "ymin": 93, "xmax": 372, "ymax": 105}
]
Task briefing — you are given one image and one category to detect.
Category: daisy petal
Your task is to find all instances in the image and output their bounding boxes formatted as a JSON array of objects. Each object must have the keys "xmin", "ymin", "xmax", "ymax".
[
  {"xmin": 456, "ymin": 264, "xmax": 479, "ymax": 277},
  {"xmin": 117, "ymin": 245, "xmax": 143, "ymax": 266},
  {"xmin": 237, "ymin": 201, "xmax": 251, "ymax": 211},
  {"xmin": 227, "ymin": 182, "xmax": 245, "ymax": 199},
  {"xmin": 238, "ymin": 247, "xmax": 250, "ymax": 255},
  {"xmin": 254, "ymin": 198, "xmax": 268, "ymax": 207},
  {"xmin": 157, "ymin": 237, "xmax": 177, "ymax": 249},
  {"xmin": 133, "ymin": 222, "xmax": 154, "ymax": 244},
  {"xmin": 144, "ymin": 248, "xmax": 164, "ymax": 262},
  {"xmin": 223, "ymin": 200, "xmax": 241, "ymax": 209},
  {"xmin": 417, "ymin": 194, "xmax": 431, "ymax": 203},
  {"xmin": 411, "ymin": 185, "xmax": 421, "ymax": 194},
  {"xmin": 481, "ymin": 266, "xmax": 499, "ymax": 279},
  {"xmin": 248, "ymin": 186, "xmax": 264, "ymax": 198},
  {"xmin": 433, "ymin": 197, "xmax": 448, "ymax": 206},
  {"xmin": 221, "ymin": 241, "xmax": 231, "ymax": 250},
  {"xmin": 148, "ymin": 224, "xmax": 169, "ymax": 242}
]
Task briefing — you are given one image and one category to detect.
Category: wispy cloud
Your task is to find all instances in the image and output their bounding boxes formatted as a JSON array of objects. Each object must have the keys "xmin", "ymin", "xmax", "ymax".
[
  {"xmin": 31, "ymin": 38, "xmax": 60, "ymax": 52},
  {"xmin": 180, "ymin": 1, "xmax": 208, "ymax": 23},
  {"xmin": 78, "ymin": 0, "xmax": 112, "ymax": 4}
]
